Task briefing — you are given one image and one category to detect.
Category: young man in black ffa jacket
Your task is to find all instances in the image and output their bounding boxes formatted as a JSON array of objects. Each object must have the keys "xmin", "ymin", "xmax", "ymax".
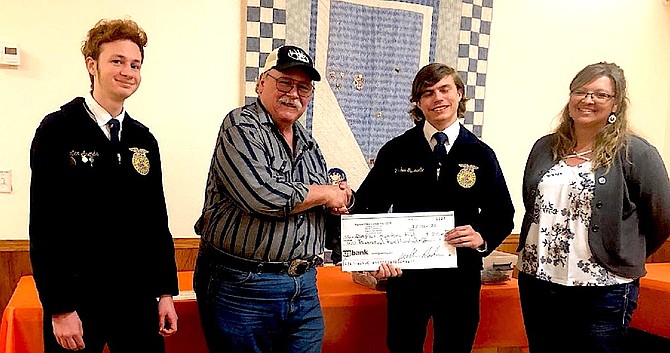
[
  {"xmin": 29, "ymin": 19, "xmax": 178, "ymax": 353},
  {"xmin": 353, "ymin": 63, "xmax": 514, "ymax": 353}
]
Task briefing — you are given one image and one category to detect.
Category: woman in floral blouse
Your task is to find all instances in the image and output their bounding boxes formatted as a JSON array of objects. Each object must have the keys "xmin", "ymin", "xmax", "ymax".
[{"xmin": 517, "ymin": 62, "xmax": 670, "ymax": 353}]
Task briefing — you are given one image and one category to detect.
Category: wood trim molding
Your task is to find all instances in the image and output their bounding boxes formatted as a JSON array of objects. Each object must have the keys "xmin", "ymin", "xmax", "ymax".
[
  {"xmin": 0, "ymin": 239, "xmax": 29, "ymax": 251},
  {"xmin": 0, "ymin": 238, "xmax": 201, "ymax": 251},
  {"xmin": 3, "ymin": 234, "xmax": 669, "ymax": 258},
  {"xmin": 174, "ymin": 237, "xmax": 201, "ymax": 249},
  {"xmin": 501, "ymin": 233, "xmax": 520, "ymax": 243}
]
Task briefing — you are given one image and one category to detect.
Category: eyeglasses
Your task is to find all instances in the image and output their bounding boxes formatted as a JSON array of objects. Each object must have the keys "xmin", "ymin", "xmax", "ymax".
[
  {"xmin": 265, "ymin": 73, "xmax": 314, "ymax": 98},
  {"xmin": 570, "ymin": 90, "xmax": 615, "ymax": 102}
]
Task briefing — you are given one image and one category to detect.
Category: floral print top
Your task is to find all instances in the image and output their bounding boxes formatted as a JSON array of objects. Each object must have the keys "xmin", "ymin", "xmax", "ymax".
[{"xmin": 518, "ymin": 161, "xmax": 632, "ymax": 286}]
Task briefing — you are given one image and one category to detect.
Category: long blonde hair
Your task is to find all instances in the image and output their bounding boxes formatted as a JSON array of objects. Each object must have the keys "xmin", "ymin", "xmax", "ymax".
[{"xmin": 552, "ymin": 62, "xmax": 630, "ymax": 172}]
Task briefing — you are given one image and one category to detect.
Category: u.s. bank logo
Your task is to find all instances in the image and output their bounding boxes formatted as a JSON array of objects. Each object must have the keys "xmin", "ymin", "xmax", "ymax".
[{"xmin": 343, "ymin": 249, "xmax": 369, "ymax": 257}]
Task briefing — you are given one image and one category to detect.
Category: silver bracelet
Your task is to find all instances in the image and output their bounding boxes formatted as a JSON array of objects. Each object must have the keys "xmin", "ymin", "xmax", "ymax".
[{"xmin": 347, "ymin": 193, "xmax": 356, "ymax": 209}]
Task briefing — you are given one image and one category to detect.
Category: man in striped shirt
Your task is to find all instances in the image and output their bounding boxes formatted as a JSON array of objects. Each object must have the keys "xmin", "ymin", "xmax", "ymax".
[{"xmin": 193, "ymin": 45, "xmax": 352, "ymax": 353}]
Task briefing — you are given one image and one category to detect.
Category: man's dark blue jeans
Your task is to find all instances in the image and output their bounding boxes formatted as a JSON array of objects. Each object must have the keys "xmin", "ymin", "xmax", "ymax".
[{"xmin": 193, "ymin": 247, "xmax": 324, "ymax": 353}]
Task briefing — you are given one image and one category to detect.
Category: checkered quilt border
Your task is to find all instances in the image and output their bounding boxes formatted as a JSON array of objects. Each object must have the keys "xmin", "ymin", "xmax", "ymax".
[
  {"xmin": 457, "ymin": 0, "xmax": 493, "ymax": 137},
  {"xmin": 244, "ymin": 0, "xmax": 493, "ymax": 137},
  {"xmin": 244, "ymin": 0, "xmax": 287, "ymax": 105}
]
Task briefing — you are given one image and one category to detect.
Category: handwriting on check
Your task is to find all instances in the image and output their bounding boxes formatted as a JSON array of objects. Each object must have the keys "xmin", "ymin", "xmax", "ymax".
[{"xmin": 340, "ymin": 212, "xmax": 456, "ymax": 271}]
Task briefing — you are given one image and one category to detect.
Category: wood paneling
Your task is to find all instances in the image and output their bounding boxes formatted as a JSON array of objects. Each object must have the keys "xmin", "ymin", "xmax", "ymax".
[
  {"xmin": 0, "ymin": 238, "xmax": 201, "ymax": 317},
  {"xmin": 496, "ymin": 234, "xmax": 520, "ymax": 254},
  {"xmin": 649, "ymin": 239, "xmax": 670, "ymax": 263},
  {"xmin": 174, "ymin": 238, "xmax": 200, "ymax": 271},
  {"xmin": 495, "ymin": 235, "xmax": 670, "ymax": 264},
  {"xmin": 0, "ymin": 240, "xmax": 32, "ymax": 320},
  {"xmin": 2, "ymin": 236, "xmax": 669, "ymax": 316}
]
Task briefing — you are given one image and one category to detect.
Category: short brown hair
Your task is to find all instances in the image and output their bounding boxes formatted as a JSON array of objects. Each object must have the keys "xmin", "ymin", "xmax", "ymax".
[{"xmin": 82, "ymin": 19, "xmax": 147, "ymax": 88}]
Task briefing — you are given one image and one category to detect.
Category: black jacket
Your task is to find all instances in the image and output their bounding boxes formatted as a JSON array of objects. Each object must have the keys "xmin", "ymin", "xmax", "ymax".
[
  {"xmin": 29, "ymin": 97, "xmax": 178, "ymax": 315},
  {"xmin": 351, "ymin": 122, "xmax": 514, "ymax": 270}
]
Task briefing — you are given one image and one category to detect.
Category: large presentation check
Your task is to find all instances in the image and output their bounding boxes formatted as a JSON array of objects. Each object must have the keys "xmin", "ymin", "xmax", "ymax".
[{"xmin": 340, "ymin": 211, "xmax": 457, "ymax": 271}]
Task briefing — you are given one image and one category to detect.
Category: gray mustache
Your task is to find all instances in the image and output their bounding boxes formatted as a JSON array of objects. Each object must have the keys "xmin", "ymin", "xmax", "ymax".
[{"xmin": 279, "ymin": 96, "xmax": 303, "ymax": 110}]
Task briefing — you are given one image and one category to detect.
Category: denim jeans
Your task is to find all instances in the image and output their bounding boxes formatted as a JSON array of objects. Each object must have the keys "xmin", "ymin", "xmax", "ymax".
[
  {"xmin": 193, "ymin": 250, "xmax": 324, "ymax": 353},
  {"xmin": 518, "ymin": 272, "xmax": 639, "ymax": 353}
]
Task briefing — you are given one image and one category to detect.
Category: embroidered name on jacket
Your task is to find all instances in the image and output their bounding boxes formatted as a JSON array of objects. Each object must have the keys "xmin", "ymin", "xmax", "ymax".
[
  {"xmin": 69, "ymin": 150, "xmax": 99, "ymax": 167},
  {"xmin": 395, "ymin": 167, "xmax": 424, "ymax": 174}
]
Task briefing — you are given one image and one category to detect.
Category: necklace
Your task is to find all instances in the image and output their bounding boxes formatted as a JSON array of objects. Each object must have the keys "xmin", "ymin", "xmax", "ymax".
[{"xmin": 563, "ymin": 149, "xmax": 592, "ymax": 161}]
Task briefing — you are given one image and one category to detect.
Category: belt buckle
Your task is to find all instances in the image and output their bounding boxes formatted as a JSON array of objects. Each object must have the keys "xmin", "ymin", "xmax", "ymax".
[{"xmin": 287, "ymin": 259, "xmax": 310, "ymax": 277}]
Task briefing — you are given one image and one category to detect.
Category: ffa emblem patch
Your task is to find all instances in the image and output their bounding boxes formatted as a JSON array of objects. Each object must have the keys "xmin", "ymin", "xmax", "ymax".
[
  {"xmin": 129, "ymin": 147, "xmax": 150, "ymax": 175},
  {"xmin": 457, "ymin": 164, "xmax": 479, "ymax": 188},
  {"xmin": 328, "ymin": 168, "xmax": 347, "ymax": 185}
]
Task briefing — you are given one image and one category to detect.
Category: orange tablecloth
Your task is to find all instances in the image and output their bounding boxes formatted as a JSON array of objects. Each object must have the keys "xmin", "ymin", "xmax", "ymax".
[
  {"xmin": 630, "ymin": 263, "xmax": 670, "ymax": 338},
  {"xmin": 1, "ymin": 267, "xmax": 527, "ymax": 353}
]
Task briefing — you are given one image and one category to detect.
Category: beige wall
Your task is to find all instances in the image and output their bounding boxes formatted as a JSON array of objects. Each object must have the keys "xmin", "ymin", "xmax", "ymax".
[
  {"xmin": 485, "ymin": 0, "xmax": 670, "ymax": 232},
  {"xmin": 1, "ymin": 0, "xmax": 669, "ymax": 239},
  {"xmin": 0, "ymin": 0, "xmax": 243, "ymax": 238}
]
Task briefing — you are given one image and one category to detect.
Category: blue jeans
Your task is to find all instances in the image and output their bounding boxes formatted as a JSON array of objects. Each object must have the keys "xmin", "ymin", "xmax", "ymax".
[
  {"xmin": 518, "ymin": 272, "xmax": 639, "ymax": 353},
  {"xmin": 193, "ymin": 249, "xmax": 324, "ymax": 353}
]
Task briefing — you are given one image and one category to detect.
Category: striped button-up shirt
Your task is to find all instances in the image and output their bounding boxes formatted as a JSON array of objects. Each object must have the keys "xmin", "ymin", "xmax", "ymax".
[{"xmin": 195, "ymin": 100, "xmax": 330, "ymax": 261}]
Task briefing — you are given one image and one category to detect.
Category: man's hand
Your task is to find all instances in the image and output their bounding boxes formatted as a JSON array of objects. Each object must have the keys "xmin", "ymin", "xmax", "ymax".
[
  {"xmin": 445, "ymin": 225, "xmax": 484, "ymax": 249},
  {"xmin": 158, "ymin": 295, "xmax": 178, "ymax": 337},
  {"xmin": 52, "ymin": 311, "xmax": 85, "ymax": 351},
  {"xmin": 324, "ymin": 182, "xmax": 352, "ymax": 210},
  {"xmin": 370, "ymin": 263, "xmax": 403, "ymax": 279},
  {"xmin": 294, "ymin": 183, "xmax": 352, "ymax": 214},
  {"xmin": 330, "ymin": 182, "xmax": 353, "ymax": 215}
]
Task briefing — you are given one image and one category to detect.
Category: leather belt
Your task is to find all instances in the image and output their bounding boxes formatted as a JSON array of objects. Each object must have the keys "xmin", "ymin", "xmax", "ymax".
[{"xmin": 200, "ymin": 241, "xmax": 323, "ymax": 277}]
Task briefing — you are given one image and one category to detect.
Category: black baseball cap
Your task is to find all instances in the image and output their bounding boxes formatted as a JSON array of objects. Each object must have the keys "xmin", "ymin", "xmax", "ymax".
[{"xmin": 261, "ymin": 45, "xmax": 321, "ymax": 81}]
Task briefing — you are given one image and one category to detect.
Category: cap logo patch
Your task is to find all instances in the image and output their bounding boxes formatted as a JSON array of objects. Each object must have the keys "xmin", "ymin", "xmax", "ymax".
[{"xmin": 288, "ymin": 48, "xmax": 310, "ymax": 63}]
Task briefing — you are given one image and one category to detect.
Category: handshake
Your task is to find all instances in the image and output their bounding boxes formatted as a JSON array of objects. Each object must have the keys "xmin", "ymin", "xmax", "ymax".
[{"xmin": 327, "ymin": 168, "xmax": 354, "ymax": 215}]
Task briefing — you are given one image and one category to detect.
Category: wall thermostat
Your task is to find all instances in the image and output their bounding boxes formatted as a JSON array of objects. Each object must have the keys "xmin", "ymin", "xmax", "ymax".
[{"xmin": 0, "ymin": 43, "xmax": 21, "ymax": 66}]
